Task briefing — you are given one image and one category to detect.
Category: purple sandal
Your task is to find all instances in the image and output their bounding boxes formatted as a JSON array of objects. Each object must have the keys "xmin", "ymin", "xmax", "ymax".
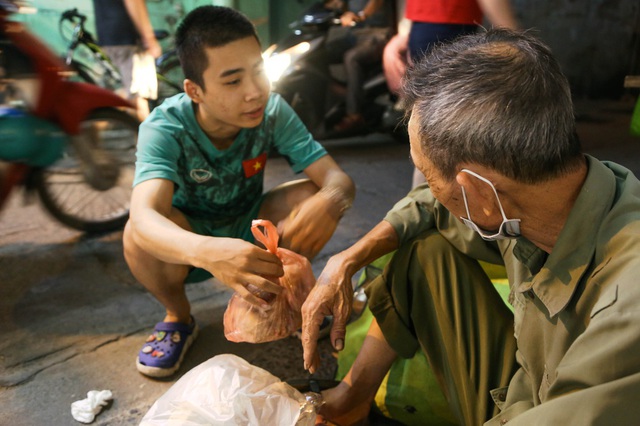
[{"xmin": 136, "ymin": 317, "xmax": 199, "ymax": 378}]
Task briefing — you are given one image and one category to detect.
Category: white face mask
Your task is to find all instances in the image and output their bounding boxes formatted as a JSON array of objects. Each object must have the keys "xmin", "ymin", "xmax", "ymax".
[{"xmin": 459, "ymin": 169, "xmax": 521, "ymax": 241}]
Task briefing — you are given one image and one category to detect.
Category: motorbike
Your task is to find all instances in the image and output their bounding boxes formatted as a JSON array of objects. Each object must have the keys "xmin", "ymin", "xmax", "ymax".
[
  {"xmin": 0, "ymin": 0, "xmax": 139, "ymax": 234},
  {"xmin": 262, "ymin": 10, "xmax": 406, "ymax": 141}
]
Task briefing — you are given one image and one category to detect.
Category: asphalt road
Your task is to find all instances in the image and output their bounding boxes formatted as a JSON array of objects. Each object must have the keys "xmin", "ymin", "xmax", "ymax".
[
  {"xmin": 0, "ymin": 130, "xmax": 412, "ymax": 425},
  {"xmin": 1, "ymin": 97, "xmax": 639, "ymax": 425}
]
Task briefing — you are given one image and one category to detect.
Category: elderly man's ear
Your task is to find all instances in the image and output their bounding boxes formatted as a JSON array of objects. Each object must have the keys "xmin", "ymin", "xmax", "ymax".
[{"xmin": 455, "ymin": 169, "xmax": 500, "ymax": 218}]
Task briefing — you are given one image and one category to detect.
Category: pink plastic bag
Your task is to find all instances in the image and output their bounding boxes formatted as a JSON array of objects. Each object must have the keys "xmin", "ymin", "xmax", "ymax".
[{"xmin": 223, "ymin": 219, "xmax": 316, "ymax": 343}]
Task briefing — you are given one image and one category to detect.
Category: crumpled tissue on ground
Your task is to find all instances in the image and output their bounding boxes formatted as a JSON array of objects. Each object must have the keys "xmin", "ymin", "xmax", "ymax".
[{"xmin": 71, "ymin": 389, "xmax": 113, "ymax": 423}]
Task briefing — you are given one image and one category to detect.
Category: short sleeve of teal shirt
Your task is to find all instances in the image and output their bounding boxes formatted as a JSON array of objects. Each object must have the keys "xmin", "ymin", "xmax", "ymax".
[{"xmin": 134, "ymin": 93, "xmax": 327, "ymax": 220}]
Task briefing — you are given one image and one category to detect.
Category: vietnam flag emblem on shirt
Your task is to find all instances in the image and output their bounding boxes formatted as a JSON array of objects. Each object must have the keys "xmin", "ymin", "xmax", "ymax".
[{"xmin": 242, "ymin": 152, "xmax": 267, "ymax": 178}]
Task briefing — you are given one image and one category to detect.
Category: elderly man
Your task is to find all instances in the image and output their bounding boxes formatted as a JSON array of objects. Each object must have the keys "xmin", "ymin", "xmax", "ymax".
[{"xmin": 301, "ymin": 28, "xmax": 640, "ymax": 425}]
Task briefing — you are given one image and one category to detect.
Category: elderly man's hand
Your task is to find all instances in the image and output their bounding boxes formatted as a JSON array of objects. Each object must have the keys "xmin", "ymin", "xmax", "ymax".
[{"xmin": 301, "ymin": 255, "xmax": 354, "ymax": 373}]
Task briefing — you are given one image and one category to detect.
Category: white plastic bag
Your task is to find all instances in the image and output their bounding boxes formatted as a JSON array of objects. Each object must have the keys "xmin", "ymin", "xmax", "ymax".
[
  {"xmin": 140, "ymin": 354, "xmax": 316, "ymax": 426},
  {"xmin": 130, "ymin": 51, "xmax": 157, "ymax": 100}
]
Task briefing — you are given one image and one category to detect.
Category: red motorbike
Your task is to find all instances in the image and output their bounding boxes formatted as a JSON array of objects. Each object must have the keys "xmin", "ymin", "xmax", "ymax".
[{"xmin": 0, "ymin": 0, "xmax": 138, "ymax": 233}]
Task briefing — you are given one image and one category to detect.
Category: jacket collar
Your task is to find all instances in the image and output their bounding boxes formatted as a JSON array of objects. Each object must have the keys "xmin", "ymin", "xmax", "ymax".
[{"xmin": 514, "ymin": 156, "xmax": 616, "ymax": 317}]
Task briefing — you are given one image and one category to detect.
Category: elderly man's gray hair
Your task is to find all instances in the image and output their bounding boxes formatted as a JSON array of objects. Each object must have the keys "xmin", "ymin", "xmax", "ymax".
[{"xmin": 402, "ymin": 28, "xmax": 582, "ymax": 184}]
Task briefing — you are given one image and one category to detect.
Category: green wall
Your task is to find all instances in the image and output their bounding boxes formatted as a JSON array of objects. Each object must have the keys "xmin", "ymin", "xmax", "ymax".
[
  {"xmin": 267, "ymin": 0, "xmax": 316, "ymax": 46},
  {"xmin": 10, "ymin": 0, "xmax": 332, "ymax": 55},
  {"xmin": 11, "ymin": 0, "xmax": 272, "ymax": 55}
]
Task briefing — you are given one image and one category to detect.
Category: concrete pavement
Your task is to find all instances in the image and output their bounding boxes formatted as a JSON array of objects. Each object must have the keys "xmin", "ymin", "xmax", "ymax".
[
  {"xmin": 0, "ymin": 130, "xmax": 412, "ymax": 425},
  {"xmin": 1, "ymin": 97, "xmax": 639, "ymax": 425}
]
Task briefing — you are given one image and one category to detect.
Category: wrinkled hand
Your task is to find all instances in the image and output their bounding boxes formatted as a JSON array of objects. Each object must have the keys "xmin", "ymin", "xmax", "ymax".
[
  {"xmin": 199, "ymin": 237, "xmax": 284, "ymax": 307},
  {"xmin": 301, "ymin": 256, "xmax": 353, "ymax": 373},
  {"xmin": 279, "ymin": 193, "xmax": 340, "ymax": 259}
]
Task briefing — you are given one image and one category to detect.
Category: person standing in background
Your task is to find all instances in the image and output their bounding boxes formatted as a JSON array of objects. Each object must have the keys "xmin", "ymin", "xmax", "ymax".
[
  {"xmin": 386, "ymin": 0, "xmax": 519, "ymax": 187},
  {"xmin": 332, "ymin": 0, "xmax": 395, "ymax": 134},
  {"xmin": 92, "ymin": 0, "xmax": 161, "ymax": 120},
  {"xmin": 406, "ymin": 0, "xmax": 518, "ymax": 62}
]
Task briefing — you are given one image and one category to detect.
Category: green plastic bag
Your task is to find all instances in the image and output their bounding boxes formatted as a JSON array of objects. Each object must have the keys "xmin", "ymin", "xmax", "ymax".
[
  {"xmin": 631, "ymin": 97, "xmax": 640, "ymax": 137},
  {"xmin": 337, "ymin": 306, "xmax": 458, "ymax": 425}
]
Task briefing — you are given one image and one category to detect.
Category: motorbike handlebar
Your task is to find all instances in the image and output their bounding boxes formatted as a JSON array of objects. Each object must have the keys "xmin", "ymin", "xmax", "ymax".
[
  {"xmin": 294, "ymin": 11, "xmax": 341, "ymax": 28},
  {"xmin": 60, "ymin": 8, "xmax": 86, "ymax": 25}
]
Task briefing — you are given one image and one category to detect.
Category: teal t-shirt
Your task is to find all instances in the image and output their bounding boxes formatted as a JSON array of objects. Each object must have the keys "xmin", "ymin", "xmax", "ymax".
[{"xmin": 134, "ymin": 92, "xmax": 327, "ymax": 221}]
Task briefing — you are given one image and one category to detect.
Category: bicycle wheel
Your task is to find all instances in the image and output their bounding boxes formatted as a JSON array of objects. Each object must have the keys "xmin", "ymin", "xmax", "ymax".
[
  {"xmin": 149, "ymin": 57, "xmax": 183, "ymax": 110},
  {"xmin": 65, "ymin": 60, "xmax": 95, "ymax": 85},
  {"xmin": 68, "ymin": 58, "xmax": 123, "ymax": 93},
  {"xmin": 35, "ymin": 108, "xmax": 138, "ymax": 234}
]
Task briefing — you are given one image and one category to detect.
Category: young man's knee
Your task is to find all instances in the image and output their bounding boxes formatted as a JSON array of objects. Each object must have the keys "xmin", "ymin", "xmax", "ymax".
[
  {"xmin": 260, "ymin": 178, "xmax": 319, "ymax": 217},
  {"xmin": 122, "ymin": 220, "xmax": 144, "ymax": 267}
]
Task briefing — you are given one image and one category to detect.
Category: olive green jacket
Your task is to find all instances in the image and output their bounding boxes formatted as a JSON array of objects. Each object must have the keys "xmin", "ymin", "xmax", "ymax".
[{"xmin": 385, "ymin": 155, "xmax": 640, "ymax": 425}]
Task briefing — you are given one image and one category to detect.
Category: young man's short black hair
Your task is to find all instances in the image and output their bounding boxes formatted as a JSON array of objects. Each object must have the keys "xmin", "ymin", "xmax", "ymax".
[{"xmin": 175, "ymin": 6, "xmax": 259, "ymax": 89}]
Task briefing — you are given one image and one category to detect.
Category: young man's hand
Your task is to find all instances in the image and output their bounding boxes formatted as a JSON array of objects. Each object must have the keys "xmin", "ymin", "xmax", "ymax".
[
  {"xmin": 196, "ymin": 237, "xmax": 284, "ymax": 307},
  {"xmin": 281, "ymin": 156, "xmax": 353, "ymax": 259},
  {"xmin": 279, "ymin": 191, "xmax": 343, "ymax": 259}
]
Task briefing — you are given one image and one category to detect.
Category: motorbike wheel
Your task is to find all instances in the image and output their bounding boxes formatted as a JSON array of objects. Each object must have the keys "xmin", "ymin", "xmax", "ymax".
[
  {"xmin": 287, "ymin": 90, "xmax": 322, "ymax": 136},
  {"xmin": 34, "ymin": 108, "xmax": 138, "ymax": 234},
  {"xmin": 148, "ymin": 57, "xmax": 184, "ymax": 110},
  {"xmin": 275, "ymin": 72, "xmax": 326, "ymax": 138}
]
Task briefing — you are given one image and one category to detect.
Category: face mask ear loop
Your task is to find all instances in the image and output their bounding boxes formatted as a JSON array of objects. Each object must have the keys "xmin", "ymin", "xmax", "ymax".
[
  {"xmin": 460, "ymin": 168, "xmax": 510, "ymax": 222},
  {"xmin": 460, "ymin": 184, "xmax": 474, "ymax": 222}
]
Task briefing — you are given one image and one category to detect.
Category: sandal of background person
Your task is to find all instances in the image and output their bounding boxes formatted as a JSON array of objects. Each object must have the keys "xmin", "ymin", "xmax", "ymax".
[
  {"xmin": 136, "ymin": 316, "xmax": 199, "ymax": 378},
  {"xmin": 333, "ymin": 113, "xmax": 365, "ymax": 133}
]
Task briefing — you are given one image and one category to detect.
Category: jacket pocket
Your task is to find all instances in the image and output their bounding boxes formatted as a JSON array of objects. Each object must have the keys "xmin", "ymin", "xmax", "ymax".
[{"xmin": 490, "ymin": 386, "xmax": 509, "ymax": 411}]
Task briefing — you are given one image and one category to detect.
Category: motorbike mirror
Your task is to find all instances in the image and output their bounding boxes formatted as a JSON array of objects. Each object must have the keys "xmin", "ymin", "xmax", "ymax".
[{"xmin": 154, "ymin": 29, "xmax": 170, "ymax": 41}]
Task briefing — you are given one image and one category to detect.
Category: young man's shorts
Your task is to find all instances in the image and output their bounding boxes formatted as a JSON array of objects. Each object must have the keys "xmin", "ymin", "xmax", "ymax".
[{"xmin": 184, "ymin": 195, "xmax": 264, "ymax": 283}]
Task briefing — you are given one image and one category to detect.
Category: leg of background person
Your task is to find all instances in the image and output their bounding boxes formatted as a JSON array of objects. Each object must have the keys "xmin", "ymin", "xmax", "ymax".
[
  {"xmin": 367, "ymin": 230, "xmax": 518, "ymax": 424},
  {"xmin": 122, "ymin": 207, "xmax": 193, "ymax": 324},
  {"xmin": 103, "ymin": 45, "xmax": 135, "ymax": 99},
  {"xmin": 336, "ymin": 31, "xmax": 386, "ymax": 131},
  {"xmin": 103, "ymin": 45, "xmax": 149, "ymax": 121},
  {"xmin": 342, "ymin": 44, "xmax": 366, "ymax": 119},
  {"xmin": 136, "ymin": 97, "xmax": 150, "ymax": 121}
]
